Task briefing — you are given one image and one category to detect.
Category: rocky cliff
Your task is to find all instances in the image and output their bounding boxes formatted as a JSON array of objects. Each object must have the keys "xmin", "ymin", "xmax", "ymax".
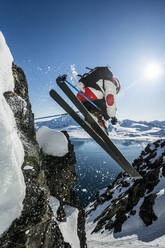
[
  {"xmin": 1, "ymin": 61, "xmax": 165, "ymax": 248},
  {"xmin": 86, "ymin": 139, "xmax": 165, "ymax": 242},
  {"xmin": 0, "ymin": 64, "xmax": 87, "ymax": 248}
]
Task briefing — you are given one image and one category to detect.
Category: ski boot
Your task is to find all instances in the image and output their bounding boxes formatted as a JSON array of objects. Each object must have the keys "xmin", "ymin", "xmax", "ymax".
[{"xmin": 85, "ymin": 110, "xmax": 108, "ymax": 135}]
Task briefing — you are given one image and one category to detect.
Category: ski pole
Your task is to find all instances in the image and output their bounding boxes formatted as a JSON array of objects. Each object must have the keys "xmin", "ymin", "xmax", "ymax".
[
  {"xmin": 32, "ymin": 113, "xmax": 68, "ymax": 121},
  {"xmin": 28, "ymin": 112, "xmax": 79, "ymax": 122}
]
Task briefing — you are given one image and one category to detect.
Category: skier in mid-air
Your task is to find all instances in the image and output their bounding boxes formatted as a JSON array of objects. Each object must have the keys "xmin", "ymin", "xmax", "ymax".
[
  {"xmin": 76, "ymin": 66, "xmax": 120, "ymax": 132},
  {"xmin": 51, "ymin": 68, "xmax": 142, "ymax": 179}
]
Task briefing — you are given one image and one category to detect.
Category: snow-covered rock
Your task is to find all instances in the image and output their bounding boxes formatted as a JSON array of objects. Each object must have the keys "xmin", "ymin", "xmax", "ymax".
[
  {"xmin": 36, "ymin": 126, "xmax": 68, "ymax": 157},
  {"xmin": 0, "ymin": 31, "xmax": 25, "ymax": 235},
  {"xmin": 86, "ymin": 139, "xmax": 165, "ymax": 247}
]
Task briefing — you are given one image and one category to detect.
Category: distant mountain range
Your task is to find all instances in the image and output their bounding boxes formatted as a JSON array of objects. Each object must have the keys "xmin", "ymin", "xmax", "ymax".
[
  {"xmin": 35, "ymin": 115, "xmax": 165, "ymax": 141},
  {"xmin": 35, "ymin": 115, "xmax": 80, "ymax": 130}
]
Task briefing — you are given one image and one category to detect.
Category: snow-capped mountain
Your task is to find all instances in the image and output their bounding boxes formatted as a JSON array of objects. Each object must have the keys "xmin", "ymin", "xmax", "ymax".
[
  {"xmin": 86, "ymin": 139, "xmax": 165, "ymax": 247},
  {"xmin": 35, "ymin": 115, "xmax": 165, "ymax": 141},
  {"xmin": 35, "ymin": 114, "xmax": 78, "ymax": 130}
]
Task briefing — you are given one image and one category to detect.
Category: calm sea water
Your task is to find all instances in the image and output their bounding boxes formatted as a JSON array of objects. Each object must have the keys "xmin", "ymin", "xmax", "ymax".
[{"xmin": 71, "ymin": 138, "xmax": 147, "ymax": 206}]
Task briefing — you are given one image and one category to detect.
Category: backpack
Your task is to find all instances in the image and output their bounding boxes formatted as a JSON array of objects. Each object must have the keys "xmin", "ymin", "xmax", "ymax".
[{"xmin": 79, "ymin": 67, "xmax": 113, "ymax": 89}]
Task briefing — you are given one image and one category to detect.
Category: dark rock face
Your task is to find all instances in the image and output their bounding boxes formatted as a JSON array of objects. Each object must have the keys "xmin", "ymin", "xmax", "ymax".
[
  {"xmin": 41, "ymin": 137, "xmax": 77, "ymax": 205},
  {"xmin": 139, "ymin": 193, "xmax": 157, "ymax": 226},
  {"xmin": 0, "ymin": 64, "xmax": 87, "ymax": 248},
  {"xmin": 86, "ymin": 139, "xmax": 165, "ymax": 235},
  {"xmin": 41, "ymin": 131, "xmax": 87, "ymax": 248},
  {"xmin": 4, "ymin": 63, "xmax": 37, "ymax": 157}
]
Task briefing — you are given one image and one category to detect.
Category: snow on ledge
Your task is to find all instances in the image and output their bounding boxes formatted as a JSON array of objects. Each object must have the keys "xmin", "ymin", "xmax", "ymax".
[
  {"xmin": 36, "ymin": 126, "xmax": 68, "ymax": 157},
  {"xmin": 0, "ymin": 31, "xmax": 25, "ymax": 235}
]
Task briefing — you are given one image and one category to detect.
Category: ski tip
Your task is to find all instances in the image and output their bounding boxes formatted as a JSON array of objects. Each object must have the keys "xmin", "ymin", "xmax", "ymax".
[
  {"xmin": 49, "ymin": 89, "xmax": 54, "ymax": 96},
  {"xmin": 56, "ymin": 75, "xmax": 67, "ymax": 84}
]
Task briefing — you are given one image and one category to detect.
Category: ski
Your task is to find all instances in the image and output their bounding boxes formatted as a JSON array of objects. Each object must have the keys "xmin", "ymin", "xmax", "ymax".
[
  {"xmin": 49, "ymin": 87, "xmax": 142, "ymax": 180},
  {"xmin": 55, "ymin": 79, "xmax": 142, "ymax": 179}
]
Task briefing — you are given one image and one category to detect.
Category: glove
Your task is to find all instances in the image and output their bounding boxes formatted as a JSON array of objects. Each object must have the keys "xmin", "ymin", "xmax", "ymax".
[
  {"xmin": 104, "ymin": 113, "xmax": 110, "ymax": 121},
  {"xmin": 111, "ymin": 117, "xmax": 117, "ymax": 125},
  {"xmin": 56, "ymin": 74, "xmax": 67, "ymax": 83}
]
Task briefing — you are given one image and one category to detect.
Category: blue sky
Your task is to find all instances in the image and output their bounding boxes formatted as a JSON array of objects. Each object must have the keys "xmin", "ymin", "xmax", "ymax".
[{"xmin": 1, "ymin": 0, "xmax": 165, "ymax": 121}]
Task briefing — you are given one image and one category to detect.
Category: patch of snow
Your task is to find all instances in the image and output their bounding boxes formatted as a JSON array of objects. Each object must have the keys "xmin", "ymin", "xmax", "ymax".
[
  {"xmin": 23, "ymin": 165, "xmax": 34, "ymax": 170},
  {"xmin": 50, "ymin": 196, "xmax": 80, "ymax": 248},
  {"xmin": 25, "ymin": 230, "xmax": 29, "ymax": 235},
  {"xmin": 157, "ymin": 188, "xmax": 165, "ymax": 197},
  {"xmin": 99, "ymin": 187, "xmax": 107, "ymax": 195},
  {"xmin": 0, "ymin": 32, "xmax": 25, "ymax": 235},
  {"xmin": 152, "ymin": 169, "xmax": 165, "ymax": 221},
  {"xmin": 131, "ymin": 123, "xmax": 148, "ymax": 128},
  {"xmin": 49, "ymin": 196, "xmax": 60, "ymax": 219},
  {"xmin": 17, "ymin": 95, "xmax": 27, "ymax": 116},
  {"xmin": 150, "ymin": 143, "xmax": 156, "ymax": 150},
  {"xmin": 87, "ymin": 231, "xmax": 165, "ymax": 247},
  {"xmin": 0, "ymin": 32, "xmax": 14, "ymax": 93},
  {"xmin": 150, "ymin": 145, "xmax": 165, "ymax": 163},
  {"xmin": 36, "ymin": 126, "xmax": 68, "ymax": 157},
  {"xmin": 59, "ymin": 205, "xmax": 80, "ymax": 248},
  {"xmin": 87, "ymin": 200, "xmax": 112, "ymax": 224}
]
